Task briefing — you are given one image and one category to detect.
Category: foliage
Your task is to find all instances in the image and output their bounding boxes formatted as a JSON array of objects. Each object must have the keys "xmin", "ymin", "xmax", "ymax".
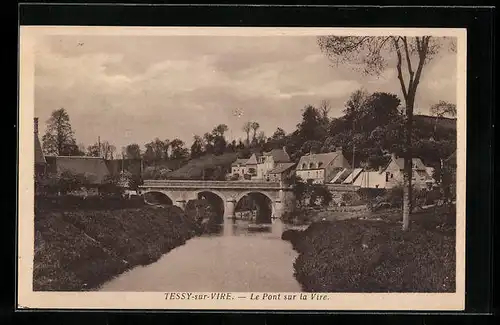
[
  {"xmin": 42, "ymin": 108, "xmax": 82, "ymax": 156},
  {"xmin": 292, "ymin": 219, "xmax": 455, "ymax": 292},
  {"xmin": 317, "ymin": 35, "xmax": 456, "ymax": 230},
  {"xmin": 293, "ymin": 179, "xmax": 332, "ymax": 207},
  {"xmin": 125, "ymin": 144, "xmax": 142, "ymax": 159}
]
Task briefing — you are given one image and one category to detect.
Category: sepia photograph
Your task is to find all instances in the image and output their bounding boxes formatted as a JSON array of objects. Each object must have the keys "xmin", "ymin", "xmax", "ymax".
[{"xmin": 18, "ymin": 27, "xmax": 466, "ymax": 310}]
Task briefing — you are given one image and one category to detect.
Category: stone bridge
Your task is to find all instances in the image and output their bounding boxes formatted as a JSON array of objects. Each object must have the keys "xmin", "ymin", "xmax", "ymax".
[{"xmin": 138, "ymin": 180, "xmax": 295, "ymax": 219}]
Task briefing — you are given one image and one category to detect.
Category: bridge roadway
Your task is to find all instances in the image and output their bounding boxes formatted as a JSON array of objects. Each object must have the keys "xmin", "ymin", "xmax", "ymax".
[{"xmin": 138, "ymin": 180, "xmax": 295, "ymax": 219}]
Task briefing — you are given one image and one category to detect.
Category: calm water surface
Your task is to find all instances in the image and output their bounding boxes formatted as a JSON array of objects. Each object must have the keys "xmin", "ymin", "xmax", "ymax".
[{"xmin": 99, "ymin": 218, "xmax": 306, "ymax": 292}]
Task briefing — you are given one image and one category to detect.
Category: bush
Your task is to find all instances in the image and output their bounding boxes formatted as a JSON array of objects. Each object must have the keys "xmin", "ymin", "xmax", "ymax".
[{"xmin": 292, "ymin": 220, "xmax": 455, "ymax": 292}]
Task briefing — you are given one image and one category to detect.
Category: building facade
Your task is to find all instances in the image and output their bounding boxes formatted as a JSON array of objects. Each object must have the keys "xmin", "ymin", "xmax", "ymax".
[
  {"xmin": 255, "ymin": 147, "xmax": 291, "ymax": 180},
  {"xmin": 296, "ymin": 150, "xmax": 351, "ymax": 184}
]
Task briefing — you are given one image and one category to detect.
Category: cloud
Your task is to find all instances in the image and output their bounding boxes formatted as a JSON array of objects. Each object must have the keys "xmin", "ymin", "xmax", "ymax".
[{"xmin": 34, "ymin": 35, "xmax": 458, "ymax": 151}]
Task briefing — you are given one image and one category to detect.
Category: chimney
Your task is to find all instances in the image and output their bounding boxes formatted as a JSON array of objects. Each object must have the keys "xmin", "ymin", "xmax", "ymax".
[{"xmin": 34, "ymin": 118, "xmax": 39, "ymax": 136}]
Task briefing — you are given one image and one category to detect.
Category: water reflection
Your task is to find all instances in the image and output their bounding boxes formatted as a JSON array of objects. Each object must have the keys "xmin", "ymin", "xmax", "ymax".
[{"xmin": 100, "ymin": 217, "xmax": 303, "ymax": 292}]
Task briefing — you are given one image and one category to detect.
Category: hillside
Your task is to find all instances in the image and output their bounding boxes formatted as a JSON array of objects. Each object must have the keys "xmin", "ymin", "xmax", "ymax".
[
  {"xmin": 414, "ymin": 114, "xmax": 457, "ymax": 131},
  {"xmin": 165, "ymin": 152, "xmax": 240, "ymax": 180}
]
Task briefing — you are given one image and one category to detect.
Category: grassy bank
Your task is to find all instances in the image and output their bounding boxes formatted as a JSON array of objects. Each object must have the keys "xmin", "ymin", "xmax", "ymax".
[
  {"xmin": 34, "ymin": 204, "xmax": 201, "ymax": 291},
  {"xmin": 285, "ymin": 207, "xmax": 456, "ymax": 292}
]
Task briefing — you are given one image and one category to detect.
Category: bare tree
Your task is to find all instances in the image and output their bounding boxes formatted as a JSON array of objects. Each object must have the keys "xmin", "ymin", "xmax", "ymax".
[
  {"xmin": 319, "ymin": 99, "xmax": 332, "ymax": 120},
  {"xmin": 318, "ymin": 35, "xmax": 456, "ymax": 231}
]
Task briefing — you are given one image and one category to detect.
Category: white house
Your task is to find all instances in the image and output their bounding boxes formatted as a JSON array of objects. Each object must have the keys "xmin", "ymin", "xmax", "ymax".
[
  {"xmin": 230, "ymin": 158, "xmax": 248, "ymax": 179},
  {"xmin": 296, "ymin": 150, "xmax": 350, "ymax": 184}
]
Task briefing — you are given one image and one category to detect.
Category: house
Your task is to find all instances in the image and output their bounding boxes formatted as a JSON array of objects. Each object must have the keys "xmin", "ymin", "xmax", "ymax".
[
  {"xmin": 382, "ymin": 153, "xmax": 435, "ymax": 189},
  {"xmin": 34, "ymin": 118, "xmax": 47, "ymax": 178},
  {"xmin": 244, "ymin": 153, "xmax": 261, "ymax": 177},
  {"xmin": 230, "ymin": 158, "xmax": 248, "ymax": 179},
  {"xmin": 296, "ymin": 150, "xmax": 351, "ymax": 184},
  {"xmin": 256, "ymin": 147, "xmax": 291, "ymax": 180},
  {"xmin": 45, "ymin": 155, "xmax": 111, "ymax": 195},
  {"xmin": 267, "ymin": 162, "xmax": 296, "ymax": 183}
]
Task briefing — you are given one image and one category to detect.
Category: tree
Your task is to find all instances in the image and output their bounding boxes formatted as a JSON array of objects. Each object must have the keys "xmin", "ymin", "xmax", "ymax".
[
  {"xmin": 100, "ymin": 141, "xmax": 116, "ymax": 160},
  {"xmin": 143, "ymin": 138, "xmax": 167, "ymax": 165},
  {"xmin": 42, "ymin": 108, "xmax": 78, "ymax": 156},
  {"xmin": 242, "ymin": 122, "xmax": 252, "ymax": 146},
  {"xmin": 297, "ymin": 105, "xmax": 326, "ymax": 142},
  {"xmin": 170, "ymin": 138, "xmax": 189, "ymax": 160},
  {"xmin": 319, "ymin": 99, "xmax": 332, "ymax": 121},
  {"xmin": 318, "ymin": 35, "xmax": 455, "ymax": 231},
  {"xmin": 430, "ymin": 101, "xmax": 457, "ymax": 138},
  {"xmin": 125, "ymin": 143, "xmax": 141, "ymax": 159},
  {"xmin": 190, "ymin": 135, "xmax": 205, "ymax": 159},
  {"xmin": 250, "ymin": 121, "xmax": 260, "ymax": 143}
]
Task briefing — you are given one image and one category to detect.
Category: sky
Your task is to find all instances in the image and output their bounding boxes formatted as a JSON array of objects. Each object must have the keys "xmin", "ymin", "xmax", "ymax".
[{"xmin": 34, "ymin": 35, "xmax": 457, "ymax": 153}]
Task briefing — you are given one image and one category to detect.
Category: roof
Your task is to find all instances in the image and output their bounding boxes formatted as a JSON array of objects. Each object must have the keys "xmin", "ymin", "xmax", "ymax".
[
  {"xmin": 342, "ymin": 168, "xmax": 363, "ymax": 184},
  {"xmin": 331, "ymin": 168, "xmax": 353, "ymax": 184},
  {"xmin": 390, "ymin": 157, "xmax": 427, "ymax": 171},
  {"xmin": 246, "ymin": 153, "xmax": 261, "ymax": 165},
  {"xmin": 416, "ymin": 170, "xmax": 434, "ymax": 182},
  {"xmin": 268, "ymin": 163, "xmax": 296, "ymax": 174},
  {"xmin": 263, "ymin": 148, "xmax": 290, "ymax": 163},
  {"xmin": 51, "ymin": 156, "xmax": 111, "ymax": 184},
  {"xmin": 231, "ymin": 158, "xmax": 248, "ymax": 167},
  {"xmin": 34, "ymin": 133, "xmax": 46, "ymax": 165},
  {"xmin": 297, "ymin": 151, "xmax": 342, "ymax": 170}
]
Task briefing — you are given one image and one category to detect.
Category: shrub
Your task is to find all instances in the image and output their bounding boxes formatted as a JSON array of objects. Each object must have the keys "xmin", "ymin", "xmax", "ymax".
[{"xmin": 292, "ymin": 220, "xmax": 455, "ymax": 292}]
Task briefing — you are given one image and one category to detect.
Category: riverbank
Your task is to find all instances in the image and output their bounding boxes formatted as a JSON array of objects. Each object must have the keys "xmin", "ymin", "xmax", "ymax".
[
  {"xmin": 34, "ymin": 205, "xmax": 201, "ymax": 291},
  {"xmin": 285, "ymin": 206, "xmax": 456, "ymax": 292}
]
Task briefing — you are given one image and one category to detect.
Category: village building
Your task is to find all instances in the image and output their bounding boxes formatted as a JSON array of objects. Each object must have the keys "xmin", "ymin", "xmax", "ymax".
[
  {"xmin": 244, "ymin": 153, "xmax": 260, "ymax": 177},
  {"xmin": 267, "ymin": 162, "xmax": 296, "ymax": 183},
  {"xmin": 296, "ymin": 150, "xmax": 351, "ymax": 184},
  {"xmin": 336, "ymin": 153, "xmax": 435, "ymax": 189},
  {"xmin": 256, "ymin": 147, "xmax": 291, "ymax": 180},
  {"xmin": 230, "ymin": 158, "xmax": 248, "ymax": 179},
  {"xmin": 45, "ymin": 155, "xmax": 111, "ymax": 196}
]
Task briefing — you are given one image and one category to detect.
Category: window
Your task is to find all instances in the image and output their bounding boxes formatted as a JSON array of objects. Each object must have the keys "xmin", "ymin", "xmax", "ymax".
[
  {"xmin": 309, "ymin": 163, "xmax": 314, "ymax": 169},
  {"xmin": 318, "ymin": 162, "xmax": 323, "ymax": 168},
  {"xmin": 302, "ymin": 163, "xmax": 306, "ymax": 169}
]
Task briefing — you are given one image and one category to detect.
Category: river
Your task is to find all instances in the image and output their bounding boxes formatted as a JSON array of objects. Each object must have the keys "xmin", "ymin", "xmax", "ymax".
[{"xmin": 99, "ymin": 218, "xmax": 305, "ymax": 292}]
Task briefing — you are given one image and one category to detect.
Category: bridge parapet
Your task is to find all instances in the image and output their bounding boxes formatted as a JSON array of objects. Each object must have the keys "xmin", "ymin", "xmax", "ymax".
[{"xmin": 141, "ymin": 179, "xmax": 290, "ymax": 190}]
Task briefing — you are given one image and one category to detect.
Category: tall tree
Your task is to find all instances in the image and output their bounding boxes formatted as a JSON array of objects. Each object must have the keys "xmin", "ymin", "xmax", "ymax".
[
  {"xmin": 242, "ymin": 122, "xmax": 252, "ymax": 146},
  {"xmin": 250, "ymin": 122, "xmax": 260, "ymax": 142},
  {"xmin": 318, "ymin": 35, "xmax": 455, "ymax": 231},
  {"xmin": 319, "ymin": 99, "xmax": 332, "ymax": 121},
  {"xmin": 190, "ymin": 135, "xmax": 205, "ymax": 159},
  {"xmin": 297, "ymin": 105, "xmax": 326, "ymax": 142},
  {"xmin": 42, "ymin": 108, "xmax": 78, "ymax": 156},
  {"xmin": 125, "ymin": 143, "xmax": 141, "ymax": 159}
]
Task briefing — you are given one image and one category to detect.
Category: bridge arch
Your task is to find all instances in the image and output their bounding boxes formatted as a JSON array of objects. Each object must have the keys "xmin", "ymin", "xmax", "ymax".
[
  {"xmin": 235, "ymin": 191, "xmax": 275, "ymax": 224},
  {"xmin": 143, "ymin": 191, "xmax": 174, "ymax": 206},
  {"xmin": 194, "ymin": 190, "xmax": 227, "ymax": 224}
]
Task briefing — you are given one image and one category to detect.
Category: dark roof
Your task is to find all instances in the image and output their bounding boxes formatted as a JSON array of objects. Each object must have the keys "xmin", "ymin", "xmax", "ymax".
[
  {"xmin": 34, "ymin": 134, "xmax": 46, "ymax": 165},
  {"xmin": 263, "ymin": 148, "xmax": 291, "ymax": 163},
  {"xmin": 297, "ymin": 151, "xmax": 342, "ymax": 169},
  {"xmin": 231, "ymin": 158, "xmax": 248, "ymax": 167},
  {"xmin": 50, "ymin": 156, "xmax": 111, "ymax": 184},
  {"xmin": 268, "ymin": 163, "xmax": 296, "ymax": 174}
]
